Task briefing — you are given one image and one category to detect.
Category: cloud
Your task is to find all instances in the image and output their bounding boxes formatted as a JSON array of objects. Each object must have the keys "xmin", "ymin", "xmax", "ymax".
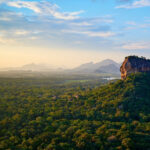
[
  {"xmin": 116, "ymin": 0, "xmax": 150, "ymax": 9},
  {"xmin": 126, "ymin": 21, "xmax": 137, "ymax": 25},
  {"xmin": 70, "ymin": 17, "xmax": 114, "ymax": 28},
  {"xmin": 62, "ymin": 29, "xmax": 115, "ymax": 38},
  {"xmin": 7, "ymin": 1, "xmax": 41, "ymax": 13},
  {"xmin": 124, "ymin": 21, "xmax": 150, "ymax": 30},
  {"xmin": 122, "ymin": 42, "xmax": 150, "ymax": 50},
  {"xmin": 0, "ymin": 1, "xmax": 116, "ymax": 51},
  {"xmin": 15, "ymin": 30, "xmax": 29, "ymax": 35},
  {"xmin": 7, "ymin": 1, "xmax": 84, "ymax": 20},
  {"xmin": 85, "ymin": 31, "xmax": 115, "ymax": 37},
  {"xmin": 70, "ymin": 22, "xmax": 93, "ymax": 26},
  {"xmin": 0, "ymin": 0, "xmax": 9, "ymax": 4},
  {"xmin": 61, "ymin": 18, "xmax": 115, "ymax": 38},
  {"xmin": 0, "ymin": 9, "xmax": 22, "ymax": 22},
  {"xmin": 0, "ymin": 16, "xmax": 11, "ymax": 21},
  {"xmin": 144, "ymin": 17, "xmax": 150, "ymax": 22},
  {"xmin": 0, "ymin": 36, "xmax": 16, "ymax": 44}
]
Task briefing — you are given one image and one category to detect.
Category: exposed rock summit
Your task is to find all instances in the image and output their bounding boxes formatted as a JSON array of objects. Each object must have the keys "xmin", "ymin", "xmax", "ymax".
[{"xmin": 120, "ymin": 56, "xmax": 150, "ymax": 79}]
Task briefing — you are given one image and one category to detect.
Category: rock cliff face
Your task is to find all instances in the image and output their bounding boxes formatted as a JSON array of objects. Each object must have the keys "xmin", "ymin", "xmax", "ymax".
[{"xmin": 120, "ymin": 56, "xmax": 150, "ymax": 79}]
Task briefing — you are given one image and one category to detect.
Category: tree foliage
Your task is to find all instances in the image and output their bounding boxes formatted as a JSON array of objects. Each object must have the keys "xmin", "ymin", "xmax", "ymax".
[{"xmin": 0, "ymin": 73, "xmax": 150, "ymax": 149}]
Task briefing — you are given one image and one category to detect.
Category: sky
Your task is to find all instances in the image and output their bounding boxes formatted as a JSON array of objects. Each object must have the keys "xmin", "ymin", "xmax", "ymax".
[{"xmin": 0, "ymin": 0, "xmax": 150, "ymax": 68}]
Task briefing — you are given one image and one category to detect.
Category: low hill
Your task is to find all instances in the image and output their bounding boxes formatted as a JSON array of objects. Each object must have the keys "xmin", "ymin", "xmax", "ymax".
[
  {"xmin": 81, "ymin": 72, "xmax": 150, "ymax": 149},
  {"xmin": 88, "ymin": 72, "xmax": 150, "ymax": 119}
]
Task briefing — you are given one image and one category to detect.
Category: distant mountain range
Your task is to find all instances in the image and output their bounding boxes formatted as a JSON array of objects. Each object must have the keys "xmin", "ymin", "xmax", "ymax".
[
  {"xmin": 71, "ymin": 59, "xmax": 121, "ymax": 74},
  {"xmin": 0, "ymin": 59, "xmax": 121, "ymax": 74},
  {"xmin": 21, "ymin": 63, "xmax": 55, "ymax": 71},
  {"xmin": 0, "ymin": 63, "xmax": 61, "ymax": 72}
]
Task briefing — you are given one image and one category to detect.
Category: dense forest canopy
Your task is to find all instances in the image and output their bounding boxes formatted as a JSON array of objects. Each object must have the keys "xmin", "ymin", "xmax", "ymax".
[{"xmin": 0, "ymin": 73, "xmax": 150, "ymax": 149}]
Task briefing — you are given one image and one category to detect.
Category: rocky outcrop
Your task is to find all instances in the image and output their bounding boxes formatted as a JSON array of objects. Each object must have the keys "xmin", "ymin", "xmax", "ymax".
[{"xmin": 120, "ymin": 56, "xmax": 150, "ymax": 79}]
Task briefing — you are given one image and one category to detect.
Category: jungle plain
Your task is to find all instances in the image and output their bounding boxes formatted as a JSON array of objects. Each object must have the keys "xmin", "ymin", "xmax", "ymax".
[{"xmin": 0, "ymin": 70, "xmax": 150, "ymax": 150}]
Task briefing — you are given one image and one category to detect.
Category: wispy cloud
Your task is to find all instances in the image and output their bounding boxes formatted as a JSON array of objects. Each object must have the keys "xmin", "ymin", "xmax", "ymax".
[
  {"xmin": 70, "ymin": 22, "xmax": 93, "ymax": 26},
  {"xmin": 0, "ymin": 0, "xmax": 9, "ymax": 4},
  {"xmin": 144, "ymin": 17, "xmax": 150, "ymax": 22},
  {"xmin": 0, "ymin": 5, "xmax": 115, "ymax": 44},
  {"xmin": 70, "ymin": 17, "xmax": 114, "ymax": 28},
  {"xmin": 126, "ymin": 21, "xmax": 137, "ymax": 25},
  {"xmin": 0, "ymin": 17, "xmax": 11, "ymax": 21},
  {"xmin": 0, "ymin": 10, "xmax": 22, "ymax": 22},
  {"xmin": 7, "ymin": 1, "xmax": 42, "ymax": 13},
  {"xmin": 124, "ymin": 20, "xmax": 150, "ymax": 30},
  {"xmin": 85, "ymin": 31, "xmax": 115, "ymax": 37},
  {"xmin": 15, "ymin": 30, "xmax": 29, "ymax": 35},
  {"xmin": 62, "ymin": 30, "xmax": 115, "ymax": 38},
  {"xmin": 0, "ymin": 23, "xmax": 41, "ymax": 45},
  {"xmin": 0, "ymin": 1, "xmax": 117, "ymax": 50},
  {"xmin": 0, "ymin": 36, "xmax": 16, "ymax": 44},
  {"xmin": 122, "ymin": 42, "xmax": 150, "ymax": 50},
  {"xmin": 116, "ymin": 0, "xmax": 150, "ymax": 9},
  {"xmin": 7, "ymin": 1, "xmax": 84, "ymax": 20}
]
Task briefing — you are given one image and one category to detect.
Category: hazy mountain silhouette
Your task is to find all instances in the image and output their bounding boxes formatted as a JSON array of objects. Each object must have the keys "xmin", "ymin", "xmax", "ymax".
[
  {"xmin": 0, "ymin": 59, "xmax": 120, "ymax": 74},
  {"xmin": 0, "ymin": 63, "xmax": 58, "ymax": 72},
  {"xmin": 72, "ymin": 59, "xmax": 120, "ymax": 74}
]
